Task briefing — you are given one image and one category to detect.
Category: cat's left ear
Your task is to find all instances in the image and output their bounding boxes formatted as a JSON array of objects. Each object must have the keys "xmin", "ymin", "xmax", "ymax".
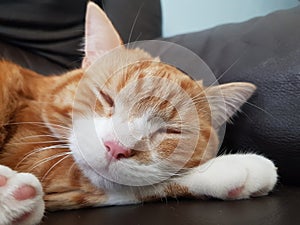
[
  {"xmin": 204, "ymin": 82, "xmax": 256, "ymax": 129},
  {"xmin": 82, "ymin": 2, "xmax": 123, "ymax": 69}
]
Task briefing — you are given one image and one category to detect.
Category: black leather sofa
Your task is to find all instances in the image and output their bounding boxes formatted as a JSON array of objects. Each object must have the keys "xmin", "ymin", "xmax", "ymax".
[{"xmin": 0, "ymin": 1, "xmax": 299, "ymax": 224}]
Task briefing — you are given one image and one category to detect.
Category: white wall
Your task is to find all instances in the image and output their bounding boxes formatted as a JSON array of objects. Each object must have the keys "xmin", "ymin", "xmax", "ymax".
[{"xmin": 161, "ymin": 0, "xmax": 299, "ymax": 37}]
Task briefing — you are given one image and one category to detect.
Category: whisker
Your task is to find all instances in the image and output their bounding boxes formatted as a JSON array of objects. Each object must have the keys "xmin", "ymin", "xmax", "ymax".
[
  {"xmin": 7, "ymin": 140, "xmax": 68, "ymax": 145},
  {"xmin": 133, "ymin": 32, "xmax": 142, "ymax": 44},
  {"xmin": 204, "ymin": 46, "xmax": 250, "ymax": 88},
  {"xmin": 243, "ymin": 101, "xmax": 276, "ymax": 119},
  {"xmin": 19, "ymin": 134, "xmax": 68, "ymax": 140},
  {"xmin": 203, "ymin": 95, "xmax": 275, "ymax": 118},
  {"xmin": 41, "ymin": 154, "xmax": 71, "ymax": 181},
  {"xmin": 5, "ymin": 121, "xmax": 71, "ymax": 131},
  {"xmin": 127, "ymin": 3, "xmax": 144, "ymax": 46},
  {"xmin": 16, "ymin": 144, "xmax": 70, "ymax": 168},
  {"xmin": 68, "ymin": 161, "xmax": 77, "ymax": 175},
  {"xmin": 29, "ymin": 152, "xmax": 72, "ymax": 172}
]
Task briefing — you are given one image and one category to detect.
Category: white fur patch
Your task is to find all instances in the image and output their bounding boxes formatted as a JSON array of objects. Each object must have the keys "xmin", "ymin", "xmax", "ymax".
[
  {"xmin": 176, "ymin": 154, "xmax": 277, "ymax": 199},
  {"xmin": 0, "ymin": 165, "xmax": 45, "ymax": 225},
  {"xmin": 105, "ymin": 191, "xmax": 140, "ymax": 206}
]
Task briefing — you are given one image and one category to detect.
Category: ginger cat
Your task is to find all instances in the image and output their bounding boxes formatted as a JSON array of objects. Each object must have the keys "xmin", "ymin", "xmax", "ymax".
[{"xmin": 0, "ymin": 2, "xmax": 277, "ymax": 225}]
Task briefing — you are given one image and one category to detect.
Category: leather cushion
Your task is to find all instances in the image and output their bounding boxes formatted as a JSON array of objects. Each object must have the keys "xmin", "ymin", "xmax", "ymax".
[{"xmin": 163, "ymin": 6, "xmax": 300, "ymax": 185}]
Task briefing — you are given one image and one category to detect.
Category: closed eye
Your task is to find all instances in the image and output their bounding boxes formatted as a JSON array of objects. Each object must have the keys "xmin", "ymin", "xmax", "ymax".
[
  {"xmin": 166, "ymin": 128, "xmax": 181, "ymax": 134},
  {"xmin": 99, "ymin": 90, "xmax": 114, "ymax": 107},
  {"xmin": 156, "ymin": 127, "xmax": 181, "ymax": 134}
]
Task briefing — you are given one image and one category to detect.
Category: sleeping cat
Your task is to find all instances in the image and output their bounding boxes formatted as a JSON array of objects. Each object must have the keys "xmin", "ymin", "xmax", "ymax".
[{"xmin": 0, "ymin": 2, "xmax": 277, "ymax": 225}]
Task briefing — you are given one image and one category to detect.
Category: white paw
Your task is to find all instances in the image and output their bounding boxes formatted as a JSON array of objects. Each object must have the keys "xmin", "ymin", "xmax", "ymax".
[
  {"xmin": 178, "ymin": 154, "xmax": 278, "ymax": 200},
  {"xmin": 224, "ymin": 154, "xmax": 278, "ymax": 200},
  {"xmin": 0, "ymin": 165, "xmax": 45, "ymax": 225}
]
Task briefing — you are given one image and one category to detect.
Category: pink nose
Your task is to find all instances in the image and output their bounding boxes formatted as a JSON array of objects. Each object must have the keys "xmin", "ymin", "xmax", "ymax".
[{"xmin": 104, "ymin": 141, "xmax": 131, "ymax": 160}]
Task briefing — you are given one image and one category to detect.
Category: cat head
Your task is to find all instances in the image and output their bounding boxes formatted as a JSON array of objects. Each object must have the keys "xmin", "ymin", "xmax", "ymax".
[{"xmin": 46, "ymin": 2, "xmax": 256, "ymax": 189}]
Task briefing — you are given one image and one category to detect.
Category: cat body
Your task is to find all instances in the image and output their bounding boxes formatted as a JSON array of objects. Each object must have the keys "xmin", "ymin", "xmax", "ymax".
[{"xmin": 0, "ymin": 3, "xmax": 277, "ymax": 225}]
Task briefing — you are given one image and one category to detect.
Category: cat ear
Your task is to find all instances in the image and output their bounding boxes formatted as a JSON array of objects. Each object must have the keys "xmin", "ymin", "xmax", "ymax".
[
  {"xmin": 196, "ymin": 80, "xmax": 203, "ymax": 87},
  {"xmin": 82, "ymin": 2, "xmax": 123, "ymax": 69},
  {"xmin": 205, "ymin": 82, "xmax": 256, "ymax": 128}
]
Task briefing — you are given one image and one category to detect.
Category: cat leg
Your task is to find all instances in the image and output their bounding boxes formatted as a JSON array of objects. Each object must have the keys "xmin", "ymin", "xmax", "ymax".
[
  {"xmin": 90, "ymin": 154, "xmax": 277, "ymax": 206},
  {"xmin": 174, "ymin": 154, "xmax": 278, "ymax": 200},
  {"xmin": 103, "ymin": 154, "xmax": 277, "ymax": 204},
  {"xmin": 0, "ymin": 165, "xmax": 44, "ymax": 225}
]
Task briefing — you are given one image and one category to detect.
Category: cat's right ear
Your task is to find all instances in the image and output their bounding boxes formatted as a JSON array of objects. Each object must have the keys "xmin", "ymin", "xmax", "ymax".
[
  {"xmin": 204, "ymin": 82, "xmax": 256, "ymax": 129},
  {"xmin": 82, "ymin": 2, "xmax": 123, "ymax": 69}
]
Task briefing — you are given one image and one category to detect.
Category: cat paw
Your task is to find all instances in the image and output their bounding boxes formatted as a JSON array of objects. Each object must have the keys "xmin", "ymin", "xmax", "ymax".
[
  {"xmin": 178, "ymin": 154, "xmax": 278, "ymax": 200},
  {"xmin": 0, "ymin": 165, "xmax": 45, "ymax": 225},
  {"xmin": 213, "ymin": 154, "xmax": 278, "ymax": 200}
]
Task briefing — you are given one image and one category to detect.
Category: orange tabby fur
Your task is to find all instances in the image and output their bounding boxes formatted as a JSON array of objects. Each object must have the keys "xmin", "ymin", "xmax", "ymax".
[
  {"xmin": 0, "ymin": 61, "xmax": 106, "ymax": 209},
  {"xmin": 0, "ymin": 57, "xmax": 218, "ymax": 210},
  {"xmin": 0, "ymin": 4, "xmax": 267, "ymax": 217}
]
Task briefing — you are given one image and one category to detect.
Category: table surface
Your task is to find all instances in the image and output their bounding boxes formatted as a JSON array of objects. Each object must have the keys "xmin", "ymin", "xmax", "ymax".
[{"xmin": 42, "ymin": 185, "xmax": 300, "ymax": 225}]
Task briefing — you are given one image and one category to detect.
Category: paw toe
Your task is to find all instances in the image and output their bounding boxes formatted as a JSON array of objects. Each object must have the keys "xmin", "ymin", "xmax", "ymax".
[
  {"xmin": 0, "ymin": 167, "xmax": 45, "ymax": 225},
  {"xmin": 227, "ymin": 186, "xmax": 244, "ymax": 199},
  {"xmin": 14, "ymin": 185, "xmax": 37, "ymax": 201},
  {"xmin": 12, "ymin": 173, "xmax": 43, "ymax": 197},
  {"xmin": 0, "ymin": 175, "xmax": 7, "ymax": 186}
]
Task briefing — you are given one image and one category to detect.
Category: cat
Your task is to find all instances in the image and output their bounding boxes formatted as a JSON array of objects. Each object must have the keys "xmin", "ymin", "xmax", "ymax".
[{"xmin": 0, "ymin": 2, "xmax": 277, "ymax": 225}]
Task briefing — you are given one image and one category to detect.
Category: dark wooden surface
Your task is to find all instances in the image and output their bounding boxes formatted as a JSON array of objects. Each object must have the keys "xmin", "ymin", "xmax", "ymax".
[{"xmin": 42, "ymin": 185, "xmax": 300, "ymax": 225}]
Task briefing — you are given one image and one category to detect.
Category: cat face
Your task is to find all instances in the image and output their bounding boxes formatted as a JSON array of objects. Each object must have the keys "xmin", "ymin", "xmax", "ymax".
[
  {"xmin": 45, "ymin": 3, "xmax": 256, "ymax": 190},
  {"xmin": 70, "ymin": 47, "xmax": 218, "ymax": 188}
]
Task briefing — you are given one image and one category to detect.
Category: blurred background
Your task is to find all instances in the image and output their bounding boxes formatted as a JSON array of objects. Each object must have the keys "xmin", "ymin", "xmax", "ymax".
[{"xmin": 161, "ymin": 0, "xmax": 299, "ymax": 37}]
